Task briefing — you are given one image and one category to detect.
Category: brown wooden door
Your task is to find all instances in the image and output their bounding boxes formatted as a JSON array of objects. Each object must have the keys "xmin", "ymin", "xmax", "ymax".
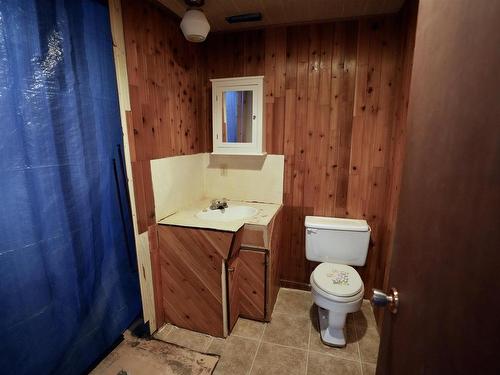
[{"xmin": 376, "ymin": 1, "xmax": 500, "ymax": 374}]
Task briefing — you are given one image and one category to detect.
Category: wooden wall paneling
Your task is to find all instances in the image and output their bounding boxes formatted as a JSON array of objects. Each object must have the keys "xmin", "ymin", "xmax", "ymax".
[
  {"xmin": 122, "ymin": 0, "xmax": 208, "ymax": 233},
  {"xmin": 271, "ymin": 29, "xmax": 287, "ymax": 155},
  {"xmin": 333, "ymin": 22, "xmax": 358, "ymax": 218},
  {"xmin": 280, "ymin": 25, "xmax": 300, "ymax": 287},
  {"xmin": 125, "ymin": 111, "xmax": 137, "ymax": 161},
  {"xmin": 287, "ymin": 26, "xmax": 310, "ymax": 286},
  {"xmin": 302, "ymin": 24, "xmax": 321, "ymax": 221},
  {"xmin": 264, "ymin": 28, "xmax": 277, "ymax": 152},
  {"xmin": 243, "ymin": 30, "xmax": 265, "ymax": 76},
  {"xmin": 323, "ymin": 23, "xmax": 343, "ymax": 217},
  {"xmin": 195, "ymin": 43, "xmax": 210, "ymax": 153},
  {"xmin": 314, "ymin": 24, "xmax": 334, "ymax": 217}
]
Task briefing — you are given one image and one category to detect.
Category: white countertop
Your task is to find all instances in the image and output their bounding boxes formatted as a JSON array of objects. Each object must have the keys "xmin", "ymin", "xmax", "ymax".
[{"xmin": 158, "ymin": 198, "xmax": 282, "ymax": 232}]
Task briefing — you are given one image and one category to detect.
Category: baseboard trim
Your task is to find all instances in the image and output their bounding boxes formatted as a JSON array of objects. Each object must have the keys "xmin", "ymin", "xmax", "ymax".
[{"xmin": 279, "ymin": 279, "xmax": 311, "ymax": 291}]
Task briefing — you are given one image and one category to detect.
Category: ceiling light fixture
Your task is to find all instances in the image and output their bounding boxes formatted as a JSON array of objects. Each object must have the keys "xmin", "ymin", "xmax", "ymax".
[{"xmin": 180, "ymin": 0, "xmax": 210, "ymax": 43}]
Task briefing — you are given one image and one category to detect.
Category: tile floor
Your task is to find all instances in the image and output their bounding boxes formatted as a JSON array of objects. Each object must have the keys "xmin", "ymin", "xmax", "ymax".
[{"xmin": 154, "ymin": 288, "xmax": 380, "ymax": 375}]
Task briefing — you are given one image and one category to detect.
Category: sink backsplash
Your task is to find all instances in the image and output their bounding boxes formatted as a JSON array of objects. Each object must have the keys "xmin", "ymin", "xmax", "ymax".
[{"xmin": 151, "ymin": 153, "xmax": 284, "ymax": 221}]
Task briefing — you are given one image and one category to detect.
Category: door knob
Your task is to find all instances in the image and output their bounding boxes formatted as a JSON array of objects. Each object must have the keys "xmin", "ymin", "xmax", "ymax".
[{"xmin": 371, "ymin": 287, "xmax": 399, "ymax": 314}]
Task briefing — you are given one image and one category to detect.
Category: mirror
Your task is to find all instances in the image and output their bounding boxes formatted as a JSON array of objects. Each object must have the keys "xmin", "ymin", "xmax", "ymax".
[{"xmin": 221, "ymin": 90, "xmax": 253, "ymax": 143}]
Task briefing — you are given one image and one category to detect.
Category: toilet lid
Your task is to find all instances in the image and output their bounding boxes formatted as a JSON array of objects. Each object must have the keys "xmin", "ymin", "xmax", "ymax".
[{"xmin": 312, "ymin": 263, "xmax": 363, "ymax": 297}]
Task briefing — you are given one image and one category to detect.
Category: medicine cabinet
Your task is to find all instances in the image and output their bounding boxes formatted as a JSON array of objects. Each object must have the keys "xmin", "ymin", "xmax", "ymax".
[{"xmin": 210, "ymin": 76, "xmax": 265, "ymax": 155}]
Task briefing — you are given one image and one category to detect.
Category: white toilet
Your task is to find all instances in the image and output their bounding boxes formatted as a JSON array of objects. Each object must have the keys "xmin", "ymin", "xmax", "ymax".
[{"xmin": 305, "ymin": 216, "xmax": 371, "ymax": 347}]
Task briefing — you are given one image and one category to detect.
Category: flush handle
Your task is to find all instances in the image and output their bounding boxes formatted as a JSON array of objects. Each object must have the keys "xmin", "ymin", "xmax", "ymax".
[
  {"xmin": 306, "ymin": 228, "xmax": 317, "ymax": 234},
  {"xmin": 371, "ymin": 287, "xmax": 399, "ymax": 314}
]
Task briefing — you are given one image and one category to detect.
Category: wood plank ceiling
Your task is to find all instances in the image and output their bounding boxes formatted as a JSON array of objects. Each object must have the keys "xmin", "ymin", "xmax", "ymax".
[{"xmin": 157, "ymin": 0, "xmax": 405, "ymax": 31}]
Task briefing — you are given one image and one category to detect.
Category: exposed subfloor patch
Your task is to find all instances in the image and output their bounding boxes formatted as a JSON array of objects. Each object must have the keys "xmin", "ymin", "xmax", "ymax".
[{"xmin": 90, "ymin": 331, "xmax": 219, "ymax": 375}]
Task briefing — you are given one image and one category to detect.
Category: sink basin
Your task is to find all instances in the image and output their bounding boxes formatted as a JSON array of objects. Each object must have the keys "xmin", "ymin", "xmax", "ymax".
[{"xmin": 196, "ymin": 205, "xmax": 258, "ymax": 222}]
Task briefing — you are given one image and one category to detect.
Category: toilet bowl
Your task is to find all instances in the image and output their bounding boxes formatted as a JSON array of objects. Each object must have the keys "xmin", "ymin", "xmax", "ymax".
[
  {"xmin": 310, "ymin": 263, "xmax": 364, "ymax": 346},
  {"xmin": 305, "ymin": 216, "xmax": 370, "ymax": 347}
]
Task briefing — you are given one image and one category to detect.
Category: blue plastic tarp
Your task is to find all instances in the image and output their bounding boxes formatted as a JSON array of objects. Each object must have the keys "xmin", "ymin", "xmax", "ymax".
[{"xmin": 0, "ymin": 0, "xmax": 141, "ymax": 374}]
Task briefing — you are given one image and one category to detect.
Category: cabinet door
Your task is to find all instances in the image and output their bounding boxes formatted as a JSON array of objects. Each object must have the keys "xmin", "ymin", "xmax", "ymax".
[
  {"xmin": 227, "ymin": 256, "xmax": 240, "ymax": 331},
  {"xmin": 158, "ymin": 225, "xmax": 232, "ymax": 337},
  {"xmin": 239, "ymin": 249, "xmax": 266, "ymax": 320}
]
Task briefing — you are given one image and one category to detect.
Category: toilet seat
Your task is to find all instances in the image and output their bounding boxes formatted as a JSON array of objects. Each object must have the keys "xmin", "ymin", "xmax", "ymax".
[{"xmin": 312, "ymin": 263, "xmax": 363, "ymax": 298}]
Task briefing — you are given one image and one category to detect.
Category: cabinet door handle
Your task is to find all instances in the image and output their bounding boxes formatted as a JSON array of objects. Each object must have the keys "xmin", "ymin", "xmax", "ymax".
[{"xmin": 228, "ymin": 267, "xmax": 235, "ymax": 272}]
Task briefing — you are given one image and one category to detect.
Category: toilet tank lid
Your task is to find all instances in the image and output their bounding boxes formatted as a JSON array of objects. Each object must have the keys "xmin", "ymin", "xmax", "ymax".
[{"xmin": 305, "ymin": 216, "xmax": 370, "ymax": 232}]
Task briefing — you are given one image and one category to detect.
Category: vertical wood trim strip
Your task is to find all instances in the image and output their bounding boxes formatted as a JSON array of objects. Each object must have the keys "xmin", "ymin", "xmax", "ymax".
[{"xmin": 108, "ymin": 0, "xmax": 156, "ymax": 332}]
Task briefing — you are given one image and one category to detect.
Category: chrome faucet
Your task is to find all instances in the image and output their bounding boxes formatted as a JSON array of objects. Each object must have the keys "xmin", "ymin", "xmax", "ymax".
[{"xmin": 210, "ymin": 198, "xmax": 228, "ymax": 210}]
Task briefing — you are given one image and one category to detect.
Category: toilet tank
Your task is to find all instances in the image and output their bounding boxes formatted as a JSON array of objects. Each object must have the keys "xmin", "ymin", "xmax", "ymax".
[{"xmin": 305, "ymin": 216, "xmax": 371, "ymax": 266}]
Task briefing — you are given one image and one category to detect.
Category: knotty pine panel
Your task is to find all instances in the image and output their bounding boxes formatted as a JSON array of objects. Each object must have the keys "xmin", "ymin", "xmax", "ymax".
[
  {"xmin": 206, "ymin": 14, "xmax": 413, "ymax": 297},
  {"xmin": 121, "ymin": 0, "xmax": 208, "ymax": 232}
]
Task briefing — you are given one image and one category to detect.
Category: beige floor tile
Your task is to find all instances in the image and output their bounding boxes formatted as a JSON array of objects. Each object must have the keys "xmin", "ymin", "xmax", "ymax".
[
  {"xmin": 353, "ymin": 300, "xmax": 377, "ymax": 330},
  {"xmin": 262, "ymin": 312, "xmax": 310, "ymax": 349},
  {"xmin": 159, "ymin": 325, "xmax": 213, "ymax": 352},
  {"xmin": 346, "ymin": 311, "xmax": 357, "ymax": 327},
  {"xmin": 357, "ymin": 327, "xmax": 380, "ymax": 364},
  {"xmin": 207, "ymin": 336, "xmax": 259, "ymax": 375},
  {"xmin": 306, "ymin": 352, "xmax": 362, "ymax": 375},
  {"xmin": 309, "ymin": 320, "xmax": 360, "ymax": 361},
  {"xmin": 362, "ymin": 362, "xmax": 377, "ymax": 375},
  {"xmin": 231, "ymin": 318, "xmax": 266, "ymax": 340},
  {"xmin": 273, "ymin": 288, "xmax": 313, "ymax": 316},
  {"xmin": 250, "ymin": 342, "xmax": 307, "ymax": 375},
  {"xmin": 206, "ymin": 338, "xmax": 226, "ymax": 355}
]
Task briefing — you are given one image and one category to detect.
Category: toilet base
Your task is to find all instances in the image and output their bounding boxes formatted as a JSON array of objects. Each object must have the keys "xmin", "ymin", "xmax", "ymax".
[
  {"xmin": 317, "ymin": 306, "xmax": 347, "ymax": 347},
  {"xmin": 310, "ymin": 273, "xmax": 364, "ymax": 348}
]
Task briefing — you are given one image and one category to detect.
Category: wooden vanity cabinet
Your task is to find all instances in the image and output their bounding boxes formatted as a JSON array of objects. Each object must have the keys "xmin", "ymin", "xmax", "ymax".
[
  {"xmin": 153, "ymin": 206, "xmax": 282, "ymax": 337},
  {"xmin": 155, "ymin": 225, "xmax": 242, "ymax": 337}
]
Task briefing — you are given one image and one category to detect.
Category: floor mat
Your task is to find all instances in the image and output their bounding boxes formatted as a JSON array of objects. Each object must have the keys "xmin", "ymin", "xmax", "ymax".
[{"xmin": 90, "ymin": 333, "xmax": 219, "ymax": 375}]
